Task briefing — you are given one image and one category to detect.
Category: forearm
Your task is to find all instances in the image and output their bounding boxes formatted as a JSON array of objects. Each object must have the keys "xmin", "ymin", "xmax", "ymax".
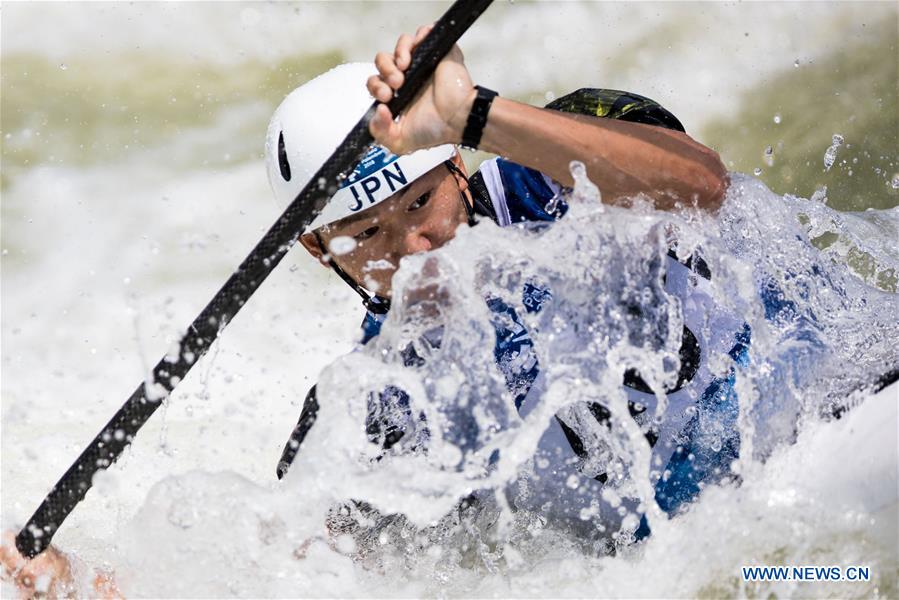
[
  {"xmin": 367, "ymin": 31, "xmax": 727, "ymax": 211},
  {"xmin": 474, "ymin": 96, "xmax": 728, "ymax": 211}
]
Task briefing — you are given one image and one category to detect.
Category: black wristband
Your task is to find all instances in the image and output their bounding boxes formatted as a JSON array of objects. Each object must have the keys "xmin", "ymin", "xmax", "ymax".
[{"xmin": 461, "ymin": 85, "xmax": 498, "ymax": 151}]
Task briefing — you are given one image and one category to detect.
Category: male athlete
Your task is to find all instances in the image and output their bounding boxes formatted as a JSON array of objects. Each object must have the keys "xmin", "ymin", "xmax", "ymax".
[
  {"xmin": 1, "ymin": 25, "xmax": 731, "ymax": 596},
  {"xmin": 276, "ymin": 29, "xmax": 725, "ymax": 306},
  {"xmin": 271, "ymin": 24, "xmax": 739, "ymax": 546}
]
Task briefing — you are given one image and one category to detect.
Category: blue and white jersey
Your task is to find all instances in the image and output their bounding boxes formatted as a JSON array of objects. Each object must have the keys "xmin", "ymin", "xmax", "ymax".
[{"xmin": 359, "ymin": 157, "xmax": 752, "ymax": 539}]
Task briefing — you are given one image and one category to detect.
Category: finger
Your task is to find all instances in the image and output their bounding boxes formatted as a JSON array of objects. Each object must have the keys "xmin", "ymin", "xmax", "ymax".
[
  {"xmin": 413, "ymin": 23, "xmax": 434, "ymax": 46},
  {"xmin": 374, "ymin": 51, "xmax": 403, "ymax": 90},
  {"xmin": 368, "ymin": 104, "xmax": 393, "ymax": 144},
  {"xmin": 14, "ymin": 560, "xmax": 39, "ymax": 595},
  {"xmin": 1, "ymin": 531, "xmax": 18, "ymax": 551},
  {"xmin": 366, "ymin": 75, "xmax": 393, "ymax": 104},
  {"xmin": 17, "ymin": 548, "xmax": 71, "ymax": 596},
  {"xmin": 0, "ymin": 547, "xmax": 25, "ymax": 576},
  {"xmin": 369, "ymin": 105, "xmax": 404, "ymax": 154},
  {"xmin": 394, "ymin": 33, "xmax": 414, "ymax": 71},
  {"xmin": 0, "ymin": 532, "xmax": 25, "ymax": 574}
]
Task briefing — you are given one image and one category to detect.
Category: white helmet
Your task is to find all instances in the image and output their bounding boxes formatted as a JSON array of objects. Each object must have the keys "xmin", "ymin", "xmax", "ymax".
[{"xmin": 265, "ymin": 62, "xmax": 455, "ymax": 231}]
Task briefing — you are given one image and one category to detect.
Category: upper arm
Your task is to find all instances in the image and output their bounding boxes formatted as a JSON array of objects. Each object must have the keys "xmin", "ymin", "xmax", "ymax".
[{"xmin": 545, "ymin": 88, "xmax": 726, "ymax": 212}]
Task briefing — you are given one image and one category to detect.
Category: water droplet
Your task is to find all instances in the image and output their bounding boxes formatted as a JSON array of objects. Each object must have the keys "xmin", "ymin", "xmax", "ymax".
[
  {"xmin": 810, "ymin": 186, "xmax": 828, "ymax": 204},
  {"xmin": 363, "ymin": 275, "xmax": 380, "ymax": 293},
  {"xmin": 763, "ymin": 146, "xmax": 774, "ymax": 167},
  {"xmin": 793, "ymin": 59, "xmax": 800, "ymax": 68},
  {"xmin": 823, "ymin": 134, "xmax": 844, "ymax": 171},
  {"xmin": 601, "ymin": 487, "xmax": 622, "ymax": 507},
  {"xmin": 753, "ymin": 168, "xmax": 762, "ymax": 176},
  {"xmin": 328, "ymin": 236, "xmax": 357, "ymax": 256},
  {"xmin": 891, "ymin": 174, "xmax": 899, "ymax": 189},
  {"xmin": 773, "ymin": 113, "xmax": 782, "ymax": 124},
  {"xmin": 59, "ymin": 63, "xmax": 68, "ymax": 71}
]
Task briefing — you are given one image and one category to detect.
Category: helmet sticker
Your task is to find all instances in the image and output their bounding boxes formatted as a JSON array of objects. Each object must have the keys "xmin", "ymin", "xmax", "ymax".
[{"xmin": 278, "ymin": 131, "xmax": 291, "ymax": 182}]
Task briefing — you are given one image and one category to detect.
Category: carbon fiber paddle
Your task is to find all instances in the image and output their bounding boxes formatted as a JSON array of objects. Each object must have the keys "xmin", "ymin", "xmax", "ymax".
[{"xmin": 16, "ymin": 0, "xmax": 494, "ymax": 558}]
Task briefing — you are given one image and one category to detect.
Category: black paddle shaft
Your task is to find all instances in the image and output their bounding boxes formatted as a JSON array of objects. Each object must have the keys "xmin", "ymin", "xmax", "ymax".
[{"xmin": 16, "ymin": 0, "xmax": 493, "ymax": 559}]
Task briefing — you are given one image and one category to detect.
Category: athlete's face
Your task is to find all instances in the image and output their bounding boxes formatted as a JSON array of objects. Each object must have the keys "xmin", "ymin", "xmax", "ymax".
[{"xmin": 300, "ymin": 157, "xmax": 470, "ymax": 298}]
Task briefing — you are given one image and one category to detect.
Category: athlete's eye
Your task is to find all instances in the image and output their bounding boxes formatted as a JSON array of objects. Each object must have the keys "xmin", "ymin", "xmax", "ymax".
[
  {"xmin": 354, "ymin": 226, "xmax": 379, "ymax": 241},
  {"xmin": 407, "ymin": 192, "xmax": 431, "ymax": 211}
]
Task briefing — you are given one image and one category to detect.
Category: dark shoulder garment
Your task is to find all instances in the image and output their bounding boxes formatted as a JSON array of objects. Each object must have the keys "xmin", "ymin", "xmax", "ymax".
[{"xmin": 544, "ymin": 88, "xmax": 685, "ymax": 132}]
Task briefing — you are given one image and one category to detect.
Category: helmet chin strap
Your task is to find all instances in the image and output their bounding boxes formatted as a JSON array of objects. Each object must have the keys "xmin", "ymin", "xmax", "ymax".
[
  {"xmin": 444, "ymin": 159, "xmax": 478, "ymax": 226},
  {"xmin": 315, "ymin": 160, "xmax": 476, "ymax": 315},
  {"xmin": 312, "ymin": 230, "xmax": 391, "ymax": 314}
]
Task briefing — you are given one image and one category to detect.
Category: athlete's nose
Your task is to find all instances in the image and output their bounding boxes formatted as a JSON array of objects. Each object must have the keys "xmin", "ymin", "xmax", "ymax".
[{"xmin": 403, "ymin": 227, "xmax": 433, "ymax": 254}]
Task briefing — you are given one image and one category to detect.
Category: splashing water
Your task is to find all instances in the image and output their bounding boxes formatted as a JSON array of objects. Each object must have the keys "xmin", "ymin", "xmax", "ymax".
[
  {"xmin": 823, "ymin": 133, "xmax": 845, "ymax": 171},
  {"xmin": 3, "ymin": 3, "xmax": 896, "ymax": 596},
  {"xmin": 328, "ymin": 236, "xmax": 357, "ymax": 257},
  {"xmin": 97, "ymin": 168, "xmax": 898, "ymax": 598}
]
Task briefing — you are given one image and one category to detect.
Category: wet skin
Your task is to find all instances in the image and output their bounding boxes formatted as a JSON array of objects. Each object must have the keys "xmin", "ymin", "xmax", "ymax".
[{"xmin": 299, "ymin": 155, "xmax": 471, "ymax": 298}]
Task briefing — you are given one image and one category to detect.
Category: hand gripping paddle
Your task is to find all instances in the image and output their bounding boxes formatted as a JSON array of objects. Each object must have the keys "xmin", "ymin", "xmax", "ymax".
[{"xmin": 16, "ymin": 0, "xmax": 494, "ymax": 558}]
